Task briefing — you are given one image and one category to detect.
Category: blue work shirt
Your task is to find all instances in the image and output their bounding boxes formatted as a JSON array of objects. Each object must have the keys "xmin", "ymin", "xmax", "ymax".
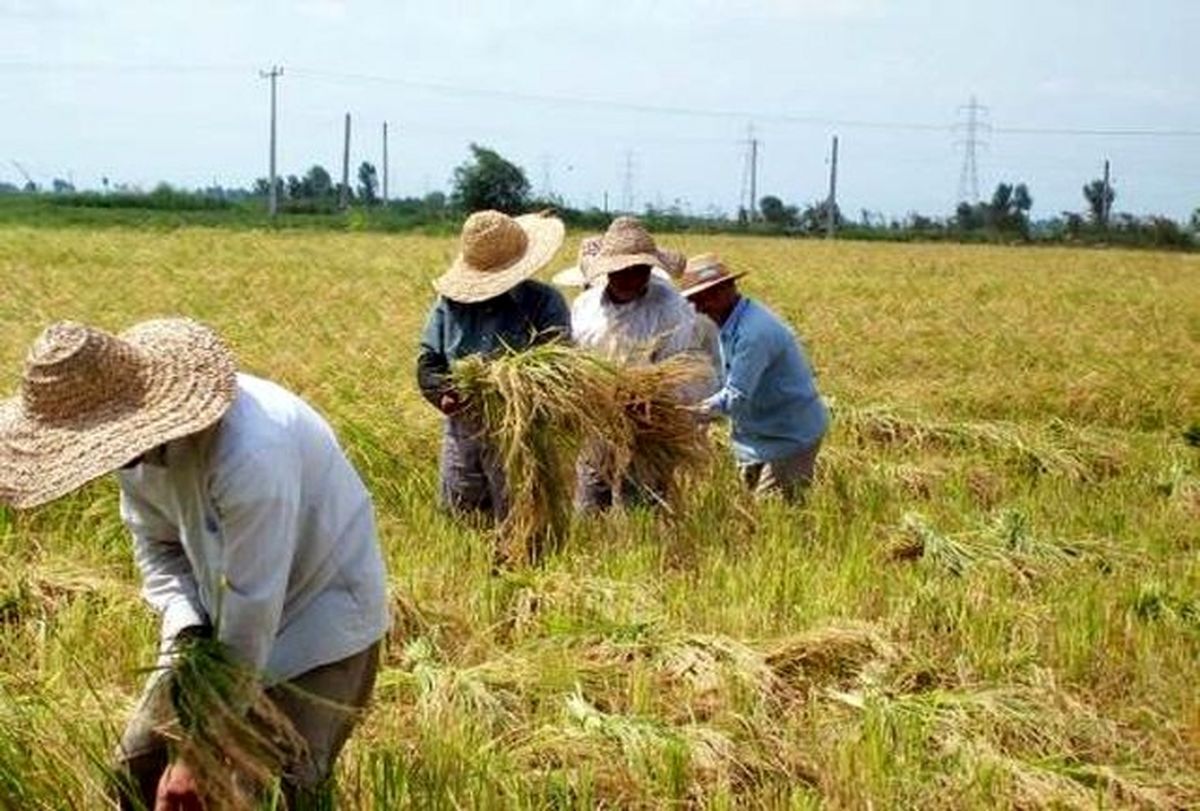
[
  {"xmin": 416, "ymin": 279, "xmax": 571, "ymax": 407},
  {"xmin": 703, "ymin": 296, "xmax": 828, "ymax": 463}
]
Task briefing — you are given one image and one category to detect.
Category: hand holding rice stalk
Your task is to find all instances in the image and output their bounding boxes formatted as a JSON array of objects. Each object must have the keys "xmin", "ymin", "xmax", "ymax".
[
  {"xmin": 151, "ymin": 636, "xmax": 306, "ymax": 809},
  {"xmin": 451, "ymin": 341, "xmax": 713, "ymax": 564}
]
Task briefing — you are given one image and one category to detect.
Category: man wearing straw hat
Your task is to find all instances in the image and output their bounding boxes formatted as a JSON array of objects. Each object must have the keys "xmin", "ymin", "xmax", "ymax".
[
  {"xmin": 552, "ymin": 235, "xmax": 681, "ymax": 294},
  {"xmin": 570, "ymin": 216, "xmax": 713, "ymax": 510},
  {"xmin": 418, "ymin": 209, "xmax": 571, "ymax": 520},
  {"xmin": 0, "ymin": 318, "xmax": 389, "ymax": 808},
  {"xmin": 680, "ymin": 253, "xmax": 829, "ymax": 501}
]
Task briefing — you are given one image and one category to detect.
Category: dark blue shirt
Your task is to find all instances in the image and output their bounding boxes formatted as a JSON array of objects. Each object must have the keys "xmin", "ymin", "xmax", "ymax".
[{"xmin": 416, "ymin": 280, "xmax": 571, "ymax": 407}]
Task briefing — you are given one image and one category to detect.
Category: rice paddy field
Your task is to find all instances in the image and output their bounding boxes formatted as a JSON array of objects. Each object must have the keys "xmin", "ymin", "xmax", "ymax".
[{"xmin": 0, "ymin": 225, "xmax": 1198, "ymax": 809}]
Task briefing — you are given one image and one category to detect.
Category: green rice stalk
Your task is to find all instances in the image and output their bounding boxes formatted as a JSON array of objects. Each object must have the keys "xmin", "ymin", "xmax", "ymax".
[{"xmin": 154, "ymin": 637, "xmax": 307, "ymax": 809}]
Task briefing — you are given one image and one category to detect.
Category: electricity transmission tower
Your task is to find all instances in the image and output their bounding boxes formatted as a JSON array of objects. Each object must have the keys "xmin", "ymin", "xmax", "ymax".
[{"xmin": 955, "ymin": 95, "xmax": 990, "ymax": 204}]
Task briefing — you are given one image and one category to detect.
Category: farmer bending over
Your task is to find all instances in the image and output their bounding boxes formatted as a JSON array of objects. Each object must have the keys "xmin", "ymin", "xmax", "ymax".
[
  {"xmin": 0, "ymin": 318, "xmax": 389, "ymax": 808},
  {"xmin": 681, "ymin": 254, "xmax": 829, "ymax": 501},
  {"xmin": 570, "ymin": 216, "xmax": 717, "ymax": 510},
  {"xmin": 417, "ymin": 209, "xmax": 571, "ymax": 521}
]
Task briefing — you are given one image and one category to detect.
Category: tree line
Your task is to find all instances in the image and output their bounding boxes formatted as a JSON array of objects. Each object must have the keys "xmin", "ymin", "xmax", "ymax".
[{"xmin": 3, "ymin": 143, "xmax": 1197, "ymax": 249}]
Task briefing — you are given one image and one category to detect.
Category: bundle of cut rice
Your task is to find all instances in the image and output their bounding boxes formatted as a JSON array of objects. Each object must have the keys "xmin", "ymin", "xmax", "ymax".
[{"xmin": 451, "ymin": 342, "xmax": 712, "ymax": 564}]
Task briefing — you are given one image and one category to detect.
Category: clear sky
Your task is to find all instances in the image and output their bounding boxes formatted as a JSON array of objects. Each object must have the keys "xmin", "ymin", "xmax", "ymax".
[{"xmin": 2, "ymin": 0, "xmax": 1197, "ymax": 220}]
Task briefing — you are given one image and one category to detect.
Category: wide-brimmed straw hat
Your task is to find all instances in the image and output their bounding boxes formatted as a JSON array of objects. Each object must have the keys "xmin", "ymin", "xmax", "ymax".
[
  {"xmin": 551, "ymin": 235, "xmax": 603, "ymax": 287},
  {"xmin": 435, "ymin": 210, "xmax": 565, "ymax": 303},
  {"xmin": 657, "ymin": 249, "xmax": 687, "ymax": 280},
  {"xmin": 584, "ymin": 216, "xmax": 664, "ymax": 282},
  {"xmin": 0, "ymin": 319, "xmax": 237, "ymax": 509},
  {"xmin": 678, "ymin": 253, "xmax": 747, "ymax": 299},
  {"xmin": 554, "ymin": 236, "xmax": 675, "ymax": 288}
]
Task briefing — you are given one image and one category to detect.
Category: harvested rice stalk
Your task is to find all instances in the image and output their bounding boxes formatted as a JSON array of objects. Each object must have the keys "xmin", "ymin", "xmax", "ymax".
[
  {"xmin": 153, "ymin": 637, "xmax": 306, "ymax": 809},
  {"xmin": 451, "ymin": 342, "xmax": 711, "ymax": 564}
]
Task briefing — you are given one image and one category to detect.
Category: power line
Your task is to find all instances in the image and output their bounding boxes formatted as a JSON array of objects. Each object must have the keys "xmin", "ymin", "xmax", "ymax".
[{"xmin": 4, "ymin": 60, "xmax": 1199, "ymax": 139}]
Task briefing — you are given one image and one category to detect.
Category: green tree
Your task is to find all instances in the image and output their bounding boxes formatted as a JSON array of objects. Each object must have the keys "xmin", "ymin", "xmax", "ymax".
[
  {"xmin": 1083, "ymin": 178, "xmax": 1115, "ymax": 226},
  {"xmin": 759, "ymin": 195, "xmax": 797, "ymax": 226},
  {"xmin": 303, "ymin": 165, "xmax": 334, "ymax": 199},
  {"xmin": 356, "ymin": 162, "xmax": 379, "ymax": 206},
  {"xmin": 451, "ymin": 144, "xmax": 530, "ymax": 214}
]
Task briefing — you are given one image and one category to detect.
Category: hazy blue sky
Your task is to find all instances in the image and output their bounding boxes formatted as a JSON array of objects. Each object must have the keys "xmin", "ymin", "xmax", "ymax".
[{"xmin": 2, "ymin": 0, "xmax": 1197, "ymax": 220}]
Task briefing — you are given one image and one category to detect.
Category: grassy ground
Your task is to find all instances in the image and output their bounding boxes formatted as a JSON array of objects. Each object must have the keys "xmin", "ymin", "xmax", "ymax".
[{"xmin": 0, "ymin": 227, "xmax": 1197, "ymax": 808}]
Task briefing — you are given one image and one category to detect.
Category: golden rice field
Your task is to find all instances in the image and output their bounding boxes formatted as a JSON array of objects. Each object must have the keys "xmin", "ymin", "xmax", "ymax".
[{"xmin": 1, "ymin": 226, "xmax": 1198, "ymax": 809}]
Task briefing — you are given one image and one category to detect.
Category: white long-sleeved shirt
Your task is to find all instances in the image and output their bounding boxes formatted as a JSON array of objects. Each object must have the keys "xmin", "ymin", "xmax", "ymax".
[
  {"xmin": 118, "ymin": 374, "xmax": 389, "ymax": 683},
  {"xmin": 572, "ymin": 276, "xmax": 700, "ymax": 364}
]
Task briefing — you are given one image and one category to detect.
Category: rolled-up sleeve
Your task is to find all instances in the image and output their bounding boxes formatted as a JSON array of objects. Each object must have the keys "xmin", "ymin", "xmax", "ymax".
[
  {"xmin": 120, "ymin": 486, "xmax": 206, "ymax": 646},
  {"xmin": 210, "ymin": 446, "xmax": 301, "ymax": 675}
]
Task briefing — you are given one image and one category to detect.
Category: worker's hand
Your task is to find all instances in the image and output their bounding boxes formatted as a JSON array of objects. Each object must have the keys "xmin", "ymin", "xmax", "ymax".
[
  {"xmin": 439, "ymin": 391, "xmax": 465, "ymax": 416},
  {"xmin": 155, "ymin": 760, "xmax": 203, "ymax": 811}
]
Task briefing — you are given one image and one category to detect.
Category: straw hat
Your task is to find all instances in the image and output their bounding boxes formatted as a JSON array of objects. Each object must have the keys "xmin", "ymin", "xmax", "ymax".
[
  {"xmin": 551, "ymin": 235, "xmax": 603, "ymax": 287},
  {"xmin": 0, "ymin": 319, "xmax": 237, "ymax": 509},
  {"xmin": 584, "ymin": 216, "xmax": 664, "ymax": 282},
  {"xmin": 678, "ymin": 253, "xmax": 747, "ymax": 299},
  {"xmin": 435, "ymin": 210, "xmax": 565, "ymax": 303},
  {"xmin": 554, "ymin": 236, "xmax": 675, "ymax": 288},
  {"xmin": 657, "ymin": 249, "xmax": 687, "ymax": 280}
]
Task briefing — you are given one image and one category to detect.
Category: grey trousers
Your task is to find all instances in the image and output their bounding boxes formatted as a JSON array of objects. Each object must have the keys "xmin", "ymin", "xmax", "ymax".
[
  {"xmin": 439, "ymin": 416, "xmax": 508, "ymax": 520},
  {"xmin": 575, "ymin": 457, "xmax": 670, "ymax": 512},
  {"xmin": 738, "ymin": 440, "xmax": 822, "ymax": 502},
  {"xmin": 113, "ymin": 641, "xmax": 381, "ymax": 810}
]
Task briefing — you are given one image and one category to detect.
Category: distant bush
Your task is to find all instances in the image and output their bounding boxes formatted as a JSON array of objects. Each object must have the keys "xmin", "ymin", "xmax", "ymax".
[{"xmin": 49, "ymin": 185, "xmax": 234, "ymax": 211}]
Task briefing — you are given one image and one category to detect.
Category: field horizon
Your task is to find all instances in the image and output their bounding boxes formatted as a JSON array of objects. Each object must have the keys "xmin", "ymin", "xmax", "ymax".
[{"xmin": 1, "ymin": 226, "xmax": 1197, "ymax": 808}]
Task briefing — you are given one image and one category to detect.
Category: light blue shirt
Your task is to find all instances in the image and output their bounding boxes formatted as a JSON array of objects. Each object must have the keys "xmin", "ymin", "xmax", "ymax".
[
  {"xmin": 703, "ymin": 297, "xmax": 829, "ymax": 464},
  {"xmin": 118, "ymin": 374, "xmax": 389, "ymax": 683}
]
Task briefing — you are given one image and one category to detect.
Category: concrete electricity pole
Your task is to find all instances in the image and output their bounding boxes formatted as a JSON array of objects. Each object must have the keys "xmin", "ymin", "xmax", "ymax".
[
  {"xmin": 826, "ymin": 135, "xmax": 839, "ymax": 239},
  {"xmin": 382, "ymin": 121, "xmax": 389, "ymax": 205},
  {"xmin": 1101, "ymin": 159, "xmax": 1112, "ymax": 229},
  {"xmin": 340, "ymin": 113, "xmax": 351, "ymax": 211},
  {"xmin": 259, "ymin": 66, "xmax": 283, "ymax": 217},
  {"xmin": 748, "ymin": 127, "xmax": 759, "ymax": 221}
]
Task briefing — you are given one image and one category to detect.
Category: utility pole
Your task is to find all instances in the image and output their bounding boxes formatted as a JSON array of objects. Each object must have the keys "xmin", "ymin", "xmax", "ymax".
[
  {"xmin": 259, "ymin": 66, "xmax": 283, "ymax": 217},
  {"xmin": 748, "ymin": 125, "xmax": 759, "ymax": 221},
  {"xmin": 381, "ymin": 121, "xmax": 389, "ymax": 205},
  {"xmin": 826, "ymin": 135, "xmax": 839, "ymax": 239},
  {"xmin": 1101, "ymin": 158, "xmax": 1111, "ymax": 229},
  {"xmin": 621, "ymin": 150, "xmax": 636, "ymax": 213},
  {"xmin": 956, "ymin": 95, "xmax": 989, "ymax": 204},
  {"xmin": 340, "ymin": 113, "xmax": 351, "ymax": 210}
]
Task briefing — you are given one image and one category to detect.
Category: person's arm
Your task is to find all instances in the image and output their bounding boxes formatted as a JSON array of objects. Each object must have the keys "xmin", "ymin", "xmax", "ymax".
[
  {"xmin": 701, "ymin": 321, "xmax": 777, "ymax": 418},
  {"xmin": 121, "ymin": 486, "xmax": 208, "ymax": 649},
  {"xmin": 416, "ymin": 300, "xmax": 460, "ymax": 412},
  {"xmin": 209, "ymin": 446, "xmax": 301, "ymax": 676}
]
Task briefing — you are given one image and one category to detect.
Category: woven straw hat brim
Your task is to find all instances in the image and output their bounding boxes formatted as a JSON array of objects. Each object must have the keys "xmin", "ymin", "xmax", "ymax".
[
  {"xmin": 0, "ymin": 320, "xmax": 236, "ymax": 509},
  {"xmin": 680, "ymin": 271, "xmax": 747, "ymax": 299},
  {"xmin": 585, "ymin": 252, "xmax": 665, "ymax": 283},
  {"xmin": 434, "ymin": 214, "xmax": 566, "ymax": 303},
  {"xmin": 555, "ymin": 264, "xmax": 671, "ymax": 288}
]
